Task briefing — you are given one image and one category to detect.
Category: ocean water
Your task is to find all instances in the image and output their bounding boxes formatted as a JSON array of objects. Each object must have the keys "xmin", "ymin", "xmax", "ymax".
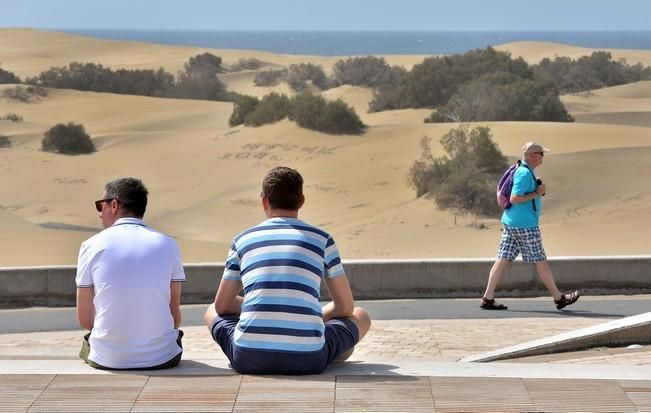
[{"xmin": 65, "ymin": 30, "xmax": 651, "ymax": 56}]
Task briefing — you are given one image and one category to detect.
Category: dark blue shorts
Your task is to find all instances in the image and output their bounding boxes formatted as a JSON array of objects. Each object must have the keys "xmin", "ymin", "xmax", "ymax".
[{"xmin": 210, "ymin": 315, "xmax": 359, "ymax": 375}]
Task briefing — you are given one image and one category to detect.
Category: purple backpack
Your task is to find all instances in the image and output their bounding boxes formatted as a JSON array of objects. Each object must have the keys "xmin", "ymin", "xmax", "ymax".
[{"xmin": 496, "ymin": 161, "xmax": 537, "ymax": 210}]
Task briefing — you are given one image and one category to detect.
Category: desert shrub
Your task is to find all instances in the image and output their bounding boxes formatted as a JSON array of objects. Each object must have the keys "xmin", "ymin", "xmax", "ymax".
[
  {"xmin": 368, "ymin": 84, "xmax": 404, "ymax": 112},
  {"xmin": 245, "ymin": 93, "xmax": 291, "ymax": 126},
  {"xmin": 534, "ymin": 51, "xmax": 651, "ymax": 93},
  {"xmin": 0, "ymin": 64, "xmax": 20, "ymax": 84},
  {"xmin": 2, "ymin": 85, "xmax": 48, "ymax": 102},
  {"xmin": 289, "ymin": 92, "xmax": 365, "ymax": 135},
  {"xmin": 27, "ymin": 53, "xmax": 234, "ymax": 101},
  {"xmin": 399, "ymin": 47, "xmax": 533, "ymax": 109},
  {"xmin": 1, "ymin": 112, "xmax": 23, "ymax": 122},
  {"xmin": 229, "ymin": 95, "xmax": 260, "ymax": 126},
  {"xmin": 318, "ymin": 99, "xmax": 366, "ymax": 134},
  {"xmin": 408, "ymin": 125, "xmax": 508, "ymax": 216},
  {"xmin": 427, "ymin": 72, "xmax": 573, "ymax": 123},
  {"xmin": 175, "ymin": 53, "xmax": 227, "ymax": 100},
  {"xmin": 27, "ymin": 62, "xmax": 175, "ymax": 97},
  {"xmin": 0, "ymin": 135, "xmax": 10, "ymax": 148},
  {"xmin": 286, "ymin": 63, "xmax": 329, "ymax": 91},
  {"xmin": 230, "ymin": 58, "xmax": 263, "ymax": 72},
  {"xmin": 254, "ymin": 69, "xmax": 288, "ymax": 87},
  {"xmin": 331, "ymin": 56, "xmax": 406, "ymax": 88},
  {"xmin": 42, "ymin": 122, "xmax": 95, "ymax": 155}
]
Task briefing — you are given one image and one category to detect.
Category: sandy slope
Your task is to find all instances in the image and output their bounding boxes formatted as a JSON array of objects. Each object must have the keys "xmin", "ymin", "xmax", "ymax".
[{"xmin": 1, "ymin": 29, "xmax": 651, "ymax": 266}]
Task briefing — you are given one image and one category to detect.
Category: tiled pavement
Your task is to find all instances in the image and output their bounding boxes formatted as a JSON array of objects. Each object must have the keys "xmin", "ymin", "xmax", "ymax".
[
  {"xmin": 1, "ymin": 317, "xmax": 650, "ymax": 364},
  {"xmin": 1, "ymin": 309, "xmax": 651, "ymax": 412},
  {"xmin": 2, "ymin": 374, "xmax": 651, "ymax": 412}
]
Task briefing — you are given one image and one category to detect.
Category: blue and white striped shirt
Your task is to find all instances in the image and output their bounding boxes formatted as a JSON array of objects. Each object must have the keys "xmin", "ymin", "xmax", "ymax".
[{"xmin": 223, "ymin": 217, "xmax": 345, "ymax": 353}]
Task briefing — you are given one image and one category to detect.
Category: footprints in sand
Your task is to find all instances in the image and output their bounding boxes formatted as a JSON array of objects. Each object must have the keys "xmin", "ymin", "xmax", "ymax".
[{"xmin": 217, "ymin": 143, "xmax": 334, "ymax": 164}]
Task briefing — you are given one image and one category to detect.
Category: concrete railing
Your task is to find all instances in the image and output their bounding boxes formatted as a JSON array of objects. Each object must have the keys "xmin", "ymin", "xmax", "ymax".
[{"xmin": 1, "ymin": 256, "xmax": 650, "ymax": 307}]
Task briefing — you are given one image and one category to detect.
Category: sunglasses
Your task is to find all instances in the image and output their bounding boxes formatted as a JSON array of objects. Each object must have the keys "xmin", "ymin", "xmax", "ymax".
[
  {"xmin": 532, "ymin": 152, "xmax": 544, "ymax": 157},
  {"xmin": 94, "ymin": 198, "xmax": 118, "ymax": 212}
]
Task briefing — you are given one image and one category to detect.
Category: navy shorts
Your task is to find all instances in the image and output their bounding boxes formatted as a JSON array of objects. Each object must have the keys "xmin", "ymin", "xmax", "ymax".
[{"xmin": 210, "ymin": 315, "xmax": 359, "ymax": 375}]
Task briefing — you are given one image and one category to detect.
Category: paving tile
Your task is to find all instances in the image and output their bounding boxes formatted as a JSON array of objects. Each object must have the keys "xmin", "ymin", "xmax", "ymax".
[
  {"xmin": 28, "ymin": 374, "xmax": 147, "ymax": 413},
  {"xmin": 233, "ymin": 375, "xmax": 334, "ymax": 413},
  {"xmin": 335, "ymin": 375, "xmax": 433, "ymax": 412},
  {"xmin": 131, "ymin": 375, "xmax": 241, "ymax": 413},
  {"xmin": 525, "ymin": 378, "xmax": 638, "ymax": 413},
  {"xmin": 620, "ymin": 380, "xmax": 651, "ymax": 413},
  {"xmin": 429, "ymin": 377, "xmax": 534, "ymax": 413},
  {"xmin": 0, "ymin": 375, "xmax": 54, "ymax": 413}
]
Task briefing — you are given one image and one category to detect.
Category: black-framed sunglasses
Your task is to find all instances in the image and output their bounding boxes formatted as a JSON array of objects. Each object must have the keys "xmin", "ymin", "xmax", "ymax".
[
  {"xmin": 534, "ymin": 152, "xmax": 544, "ymax": 157},
  {"xmin": 94, "ymin": 198, "xmax": 118, "ymax": 212}
]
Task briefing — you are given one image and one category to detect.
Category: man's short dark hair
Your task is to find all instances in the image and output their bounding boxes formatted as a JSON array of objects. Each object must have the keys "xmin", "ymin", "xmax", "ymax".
[
  {"xmin": 104, "ymin": 177, "xmax": 148, "ymax": 218},
  {"xmin": 262, "ymin": 166, "xmax": 303, "ymax": 210}
]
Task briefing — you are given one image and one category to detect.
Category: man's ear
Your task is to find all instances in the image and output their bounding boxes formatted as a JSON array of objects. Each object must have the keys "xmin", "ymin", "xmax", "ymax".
[
  {"xmin": 298, "ymin": 194, "xmax": 305, "ymax": 209},
  {"xmin": 110, "ymin": 199, "xmax": 120, "ymax": 214},
  {"xmin": 261, "ymin": 195, "xmax": 270, "ymax": 210}
]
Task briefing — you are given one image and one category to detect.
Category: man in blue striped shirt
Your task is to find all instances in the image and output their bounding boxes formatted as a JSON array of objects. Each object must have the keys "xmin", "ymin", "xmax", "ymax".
[{"xmin": 204, "ymin": 166, "xmax": 371, "ymax": 374}]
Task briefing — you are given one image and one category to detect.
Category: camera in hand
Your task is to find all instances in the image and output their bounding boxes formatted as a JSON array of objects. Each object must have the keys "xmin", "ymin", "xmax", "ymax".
[{"xmin": 536, "ymin": 178, "xmax": 545, "ymax": 196}]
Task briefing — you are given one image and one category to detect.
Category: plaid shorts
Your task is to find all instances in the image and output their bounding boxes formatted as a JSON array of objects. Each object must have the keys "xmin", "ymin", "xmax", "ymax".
[{"xmin": 497, "ymin": 225, "xmax": 547, "ymax": 263}]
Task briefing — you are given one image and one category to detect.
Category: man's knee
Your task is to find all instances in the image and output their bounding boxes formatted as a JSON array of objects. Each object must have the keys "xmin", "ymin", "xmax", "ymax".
[
  {"xmin": 351, "ymin": 307, "xmax": 371, "ymax": 339},
  {"xmin": 203, "ymin": 304, "xmax": 217, "ymax": 328}
]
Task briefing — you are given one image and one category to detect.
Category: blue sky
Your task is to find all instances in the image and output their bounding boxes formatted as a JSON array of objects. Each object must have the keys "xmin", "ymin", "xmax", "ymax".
[{"xmin": 0, "ymin": 0, "xmax": 649, "ymax": 31}]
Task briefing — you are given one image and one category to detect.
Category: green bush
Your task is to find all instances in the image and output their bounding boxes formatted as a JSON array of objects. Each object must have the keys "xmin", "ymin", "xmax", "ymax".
[
  {"xmin": 0, "ymin": 135, "xmax": 10, "ymax": 148},
  {"xmin": 368, "ymin": 84, "xmax": 404, "ymax": 112},
  {"xmin": 408, "ymin": 125, "xmax": 508, "ymax": 216},
  {"xmin": 245, "ymin": 93, "xmax": 291, "ymax": 126},
  {"xmin": 426, "ymin": 72, "xmax": 573, "ymax": 123},
  {"xmin": 28, "ymin": 62, "xmax": 174, "ymax": 97},
  {"xmin": 229, "ymin": 95, "xmax": 260, "ymax": 126},
  {"xmin": 2, "ymin": 85, "xmax": 48, "ymax": 102},
  {"xmin": 0, "ymin": 64, "xmax": 20, "ymax": 84},
  {"xmin": 288, "ymin": 92, "xmax": 326, "ymax": 130},
  {"xmin": 331, "ymin": 56, "xmax": 406, "ymax": 87},
  {"xmin": 175, "ymin": 53, "xmax": 227, "ymax": 100},
  {"xmin": 254, "ymin": 69, "xmax": 288, "ymax": 87},
  {"xmin": 1, "ymin": 112, "xmax": 23, "ymax": 122},
  {"xmin": 286, "ymin": 63, "xmax": 329, "ymax": 91},
  {"xmin": 289, "ymin": 92, "xmax": 365, "ymax": 135},
  {"xmin": 318, "ymin": 99, "xmax": 366, "ymax": 134},
  {"xmin": 42, "ymin": 122, "xmax": 95, "ymax": 155},
  {"xmin": 534, "ymin": 51, "xmax": 651, "ymax": 93},
  {"xmin": 229, "ymin": 58, "xmax": 263, "ymax": 72}
]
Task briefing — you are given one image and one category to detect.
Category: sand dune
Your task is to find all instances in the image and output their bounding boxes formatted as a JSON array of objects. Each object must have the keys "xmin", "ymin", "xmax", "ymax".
[
  {"xmin": 496, "ymin": 41, "xmax": 651, "ymax": 67},
  {"xmin": 1, "ymin": 29, "xmax": 651, "ymax": 266},
  {"xmin": 561, "ymin": 81, "xmax": 651, "ymax": 127}
]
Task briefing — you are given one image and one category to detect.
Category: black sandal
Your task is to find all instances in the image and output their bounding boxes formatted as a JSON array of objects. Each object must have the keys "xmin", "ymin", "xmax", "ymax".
[
  {"xmin": 480, "ymin": 297, "xmax": 508, "ymax": 310},
  {"xmin": 555, "ymin": 290, "xmax": 580, "ymax": 310}
]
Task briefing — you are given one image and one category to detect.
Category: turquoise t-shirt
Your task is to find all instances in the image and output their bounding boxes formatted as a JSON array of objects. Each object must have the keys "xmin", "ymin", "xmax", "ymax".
[{"xmin": 501, "ymin": 161, "xmax": 541, "ymax": 228}]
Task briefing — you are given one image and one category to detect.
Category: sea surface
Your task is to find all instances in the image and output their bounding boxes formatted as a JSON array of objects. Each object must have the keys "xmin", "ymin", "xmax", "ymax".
[{"xmin": 65, "ymin": 30, "xmax": 651, "ymax": 56}]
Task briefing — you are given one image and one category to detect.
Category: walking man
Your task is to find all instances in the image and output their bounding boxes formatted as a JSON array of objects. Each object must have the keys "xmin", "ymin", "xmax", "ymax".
[
  {"xmin": 204, "ymin": 166, "xmax": 371, "ymax": 374},
  {"xmin": 481, "ymin": 142, "xmax": 580, "ymax": 310},
  {"xmin": 76, "ymin": 177, "xmax": 185, "ymax": 369}
]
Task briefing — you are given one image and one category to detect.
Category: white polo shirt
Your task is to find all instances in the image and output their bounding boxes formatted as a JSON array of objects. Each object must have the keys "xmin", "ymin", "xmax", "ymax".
[{"xmin": 76, "ymin": 217, "xmax": 185, "ymax": 369}]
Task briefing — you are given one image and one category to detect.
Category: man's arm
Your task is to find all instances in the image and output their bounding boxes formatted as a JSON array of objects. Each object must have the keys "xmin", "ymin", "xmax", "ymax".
[
  {"xmin": 76, "ymin": 287, "xmax": 95, "ymax": 330},
  {"xmin": 170, "ymin": 282, "xmax": 183, "ymax": 328},
  {"xmin": 510, "ymin": 187, "xmax": 544, "ymax": 204},
  {"xmin": 510, "ymin": 168, "xmax": 545, "ymax": 204},
  {"xmin": 322, "ymin": 274, "xmax": 355, "ymax": 321},
  {"xmin": 214, "ymin": 278, "xmax": 243, "ymax": 315}
]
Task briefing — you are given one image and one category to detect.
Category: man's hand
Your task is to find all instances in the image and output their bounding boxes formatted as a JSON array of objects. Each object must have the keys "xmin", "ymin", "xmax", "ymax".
[{"xmin": 536, "ymin": 182, "xmax": 546, "ymax": 196}]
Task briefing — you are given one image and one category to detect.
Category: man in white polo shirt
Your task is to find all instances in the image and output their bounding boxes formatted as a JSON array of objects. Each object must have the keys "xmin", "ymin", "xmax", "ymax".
[{"xmin": 76, "ymin": 177, "xmax": 185, "ymax": 370}]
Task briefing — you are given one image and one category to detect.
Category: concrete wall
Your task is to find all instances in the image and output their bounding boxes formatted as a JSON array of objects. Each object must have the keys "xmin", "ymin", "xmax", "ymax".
[{"xmin": 1, "ymin": 256, "xmax": 650, "ymax": 307}]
